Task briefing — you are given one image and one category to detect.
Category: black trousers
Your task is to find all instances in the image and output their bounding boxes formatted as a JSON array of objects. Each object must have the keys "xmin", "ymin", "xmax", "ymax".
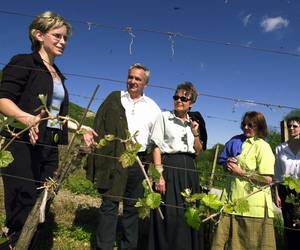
[
  {"xmin": 0, "ymin": 135, "xmax": 58, "ymax": 250},
  {"xmin": 95, "ymin": 163, "xmax": 144, "ymax": 250}
]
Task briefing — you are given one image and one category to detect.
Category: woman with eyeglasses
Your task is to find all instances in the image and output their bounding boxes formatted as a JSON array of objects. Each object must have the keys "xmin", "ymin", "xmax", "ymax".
[
  {"xmin": 212, "ymin": 111, "xmax": 276, "ymax": 250},
  {"xmin": 147, "ymin": 82, "xmax": 204, "ymax": 250},
  {"xmin": 0, "ymin": 11, "xmax": 96, "ymax": 249},
  {"xmin": 274, "ymin": 115, "xmax": 300, "ymax": 249}
]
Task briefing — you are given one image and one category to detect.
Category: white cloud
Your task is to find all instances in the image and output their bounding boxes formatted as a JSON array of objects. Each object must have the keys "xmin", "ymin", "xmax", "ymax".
[
  {"xmin": 243, "ymin": 14, "xmax": 252, "ymax": 26},
  {"xmin": 245, "ymin": 41, "xmax": 254, "ymax": 47},
  {"xmin": 260, "ymin": 16, "xmax": 289, "ymax": 32},
  {"xmin": 296, "ymin": 46, "xmax": 300, "ymax": 53}
]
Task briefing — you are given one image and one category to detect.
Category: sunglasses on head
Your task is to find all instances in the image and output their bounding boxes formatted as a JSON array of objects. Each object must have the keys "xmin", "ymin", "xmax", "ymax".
[
  {"xmin": 173, "ymin": 95, "xmax": 191, "ymax": 102},
  {"xmin": 287, "ymin": 124, "xmax": 299, "ymax": 129},
  {"xmin": 242, "ymin": 122, "xmax": 256, "ymax": 129}
]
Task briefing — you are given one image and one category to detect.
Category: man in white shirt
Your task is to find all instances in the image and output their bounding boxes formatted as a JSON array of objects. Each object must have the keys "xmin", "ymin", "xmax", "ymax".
[{"xmin": 86, "ymin": 63, "xmax": 161, "ymax": 250}]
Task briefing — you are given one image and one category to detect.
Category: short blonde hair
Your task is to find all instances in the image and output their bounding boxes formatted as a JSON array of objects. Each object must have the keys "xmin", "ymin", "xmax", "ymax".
[{"xmin": 29, "ymin": 11, "xmax": 72, "ymax": 51}]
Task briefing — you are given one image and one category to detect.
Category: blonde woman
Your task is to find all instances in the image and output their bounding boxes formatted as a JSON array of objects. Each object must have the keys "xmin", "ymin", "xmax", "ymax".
[{"xmin": 0, "ymin": 11, "xmax": 95, "ymax": 249}]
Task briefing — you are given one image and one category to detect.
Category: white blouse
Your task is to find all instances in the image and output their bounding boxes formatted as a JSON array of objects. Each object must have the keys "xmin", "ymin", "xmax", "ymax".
[
  {"xmin": 274, "ymin": 142, "xmax": 300, "ymax": 181},
  {"xmin": 150, "ymin": 111, "xmax": 196, "ymax": 154}
]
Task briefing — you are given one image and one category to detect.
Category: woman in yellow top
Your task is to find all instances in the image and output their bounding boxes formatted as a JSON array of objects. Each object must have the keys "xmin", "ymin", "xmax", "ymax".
[{"xmin": 211, "ymin": 111, "xmax": 276, "ymax": 250}]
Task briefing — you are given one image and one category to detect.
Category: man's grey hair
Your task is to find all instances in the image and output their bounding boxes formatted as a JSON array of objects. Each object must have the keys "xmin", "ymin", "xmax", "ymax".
[{"xmin": 128, "ymin": 63, "xmax": 150, "ymax": 83}]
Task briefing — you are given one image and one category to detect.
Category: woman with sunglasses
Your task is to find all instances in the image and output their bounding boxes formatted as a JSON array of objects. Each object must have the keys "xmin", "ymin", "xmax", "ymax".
[
  {"xmin": 0, "ymin": 11, "xmax": 96, "ymax": 249},
  {"xmin": 274, "ymin": 115, "xmax": 300, "ymax": 249},
  {"xmin": 212, "ymin": 111, "xmax": 276, "ymax": 250},
  {"xmin": 147, "ymin": 82, "xmax": 203, "ymax": 250}
]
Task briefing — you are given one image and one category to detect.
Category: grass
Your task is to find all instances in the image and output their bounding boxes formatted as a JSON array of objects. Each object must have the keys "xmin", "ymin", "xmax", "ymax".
[
  {"xmin": 0, "ymin": 163, "xmax": 289, "ymax": 249},
  {"xmin": 0, "ymin": 168, "xmax": 101, "ymax": 249}
]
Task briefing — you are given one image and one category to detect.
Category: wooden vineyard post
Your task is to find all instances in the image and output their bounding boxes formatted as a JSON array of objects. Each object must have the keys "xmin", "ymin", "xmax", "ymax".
[
  {"xmin": 208, "ymin": 144, "xmax": 219, "ymax": 191},
  {"xmin": 280, "ymin": 120, "xmax": 288, "ymax": 143},
  {"xmin": 14, "ymin": 85, "xmax": 99, "ymax": 250}
]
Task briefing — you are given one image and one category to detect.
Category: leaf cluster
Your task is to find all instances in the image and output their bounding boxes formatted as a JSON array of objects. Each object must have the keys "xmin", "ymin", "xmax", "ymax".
[
  {"xmin": 283, "ymin": 177, "xmax": 300, "ymax": 205},
  {"xmin": 135, "ymin": 166, "xmax": 162, "ymax": 219},
  {"xmin": 181, "ymin": 188, "xmax": 250, "ymax": 230}
]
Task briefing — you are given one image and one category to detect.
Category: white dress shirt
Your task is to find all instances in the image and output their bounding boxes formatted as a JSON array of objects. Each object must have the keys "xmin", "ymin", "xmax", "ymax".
[
  {"xmin": 275, "ymin": 141, "xmax": 300, "ymax": 181},
  {"xmin": 121, "ymin": 91, "xmax": 161, "ymax": 151}
]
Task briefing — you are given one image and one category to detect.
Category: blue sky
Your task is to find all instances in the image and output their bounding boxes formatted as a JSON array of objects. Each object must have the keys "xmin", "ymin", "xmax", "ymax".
[{"xmin": 0, "ymin": 0, "xmax": 299, "ymax": 147}]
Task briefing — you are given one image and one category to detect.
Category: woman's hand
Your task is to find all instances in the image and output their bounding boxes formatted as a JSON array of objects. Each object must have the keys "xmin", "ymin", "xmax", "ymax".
[
  {"xmin": 275, "ymin": 186, "xmax": 282, "ymax": 208},
  {"xmin": 155, "ymin": 175, "xmax": 166, "ymax": 195},
  {"xmin": 81, "ymin": 126, "xmax": 98, "ymax": 146},
  {"xmin": 275, "ymin": 194, "xmax": 282, "ymax": 208},
  {"xmin": 190, "ymin": 119, "xmax": 199, "ymax": 136},
  {"xmin": 27, "ymin": 110, "xmax": 45, "ymax": 145},
  {"xmin": 226, "ymin": 158, "xmax": 245, "ymax": 176}
]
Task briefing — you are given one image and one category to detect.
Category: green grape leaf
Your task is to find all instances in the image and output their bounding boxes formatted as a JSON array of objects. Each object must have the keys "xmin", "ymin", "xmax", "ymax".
[
  {"xmin": 126, "ymin": 142, "xmax": 141, "ymax": 153},
  {"xmin": 38, "ymin": 94, "xmax": 47, "ymax": 106},
  {"xmin": 181, "ymin": 188, "xmax": 192, "ymax": 198},
  {"xmin": 285, "ymin": 194, "xmax": 297, "ymax": 205},
  {"xmin": 145, "ymin": 192, "xmax": 161, "ymax": 209},
  {"xmin": 148, "ymin": 164, "xmax": 161, "ymax": 182},
  {"xmin": 142, "ymin": 179, "xmax": 152, "ymax": 196},
  {"xmin": 0, "ymin": 116, "xmax": 15, "ymax": 129},
  {"xmin": 138, "ymin": 204, "xmax": 150, "ymax": 219},
  {"xmin": 185, "ymin": 207, "xmax": 201, "ymax": 230},
  {"xmin": 104, "ymin": 134, "xmax": 115, "ymax": 142},
  {"xmin": 283, "ymin": 177, "xmax": 300, "ymax": 193},
  {"xmin": 135, "ymin": 198, "xmax": 150, "ymax": 219},
  {"xmin": 119, "ymin": 152, "xmax": 136, "ymax": 168},
  {"xmin": 0, "ymin": 150, "xmax": 14, "ymax": 168},
  {"xmin": 97, "ymin": 138, "xmax": 107, "ymax": 148},
  {"xmin": 233, "ymin": 198, "xmax": 249, "ymax": 214},
  {"xmin": 50, "ymin": 120, "xmax": 57, "ymax": 127},
  {"xmin": 190, "ymin": 193, "xmax": 206, "ymax": 202},
  {"xmin": 223, "ymin": 203, "xmax": 234, "ymax": 213},
  {"xmin": 201, "ymin": 194, "xmax": 223, "ymax": 211},
  {"xmin": 135, "ymin": 198, "xmax": 144, "ymax": 208}
]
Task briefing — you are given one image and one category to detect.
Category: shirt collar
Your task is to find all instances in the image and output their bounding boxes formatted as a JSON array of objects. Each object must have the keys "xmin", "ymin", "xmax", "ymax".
[
  {"xmin": 245, "ymin": 137, "xmax": 258, "ymax": 144},
  {"xmin": 121, "ymin": 91, "xmax": 147, "ymax": 103},
  {"xmin": 169, "ymin": 111, "xmax": 191, "ymax": 125}
]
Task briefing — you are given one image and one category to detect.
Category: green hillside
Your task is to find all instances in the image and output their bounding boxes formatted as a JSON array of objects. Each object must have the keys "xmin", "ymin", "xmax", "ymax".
[{"xmin": 69, "ymin": 102, "xmax": 95, "ymax": 127}]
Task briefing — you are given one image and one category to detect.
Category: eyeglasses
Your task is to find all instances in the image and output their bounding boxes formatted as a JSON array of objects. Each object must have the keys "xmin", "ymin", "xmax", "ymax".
[
  {"xmin": 287, "ymin": 124, "xmax": 299, "ymax": 129},
  {"xmin": 173, "ymin": 95, "xmax": 191, "ymax": 102},
  {"xmin": 47, "ymin": 33, "xmax": 68, "ymax": 42},
  {"xmin": 242, "ymin": 122, "xmax": 256, "ymax": 129}
]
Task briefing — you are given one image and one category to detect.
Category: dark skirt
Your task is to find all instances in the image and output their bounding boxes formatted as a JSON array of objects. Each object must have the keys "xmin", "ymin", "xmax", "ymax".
[
  {"xmin": 278, "ymin": 184, "xmax": 300, "ymax": 250},
  {"xmin": 147, "ymin": 153, "xmax": 204, "ymax": 250}
]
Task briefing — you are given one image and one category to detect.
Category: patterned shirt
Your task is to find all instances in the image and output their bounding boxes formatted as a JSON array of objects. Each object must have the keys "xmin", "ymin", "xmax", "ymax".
[{"xmin": 150, "ymin": 111, "xmax": 196, "ymax": 154}]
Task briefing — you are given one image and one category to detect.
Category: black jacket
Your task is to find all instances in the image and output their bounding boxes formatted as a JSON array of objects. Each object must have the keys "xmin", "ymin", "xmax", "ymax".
[
  {"xmin": 86, "ymin": 91, "xmax": 129, "ymax": 200},
  {"xmin": 188, "ymin": 111, "xmax": 208, "ymax": 150},
  {"xmin": 0, "ymin": 52, "xmax": 69, "ymax": 144}
]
